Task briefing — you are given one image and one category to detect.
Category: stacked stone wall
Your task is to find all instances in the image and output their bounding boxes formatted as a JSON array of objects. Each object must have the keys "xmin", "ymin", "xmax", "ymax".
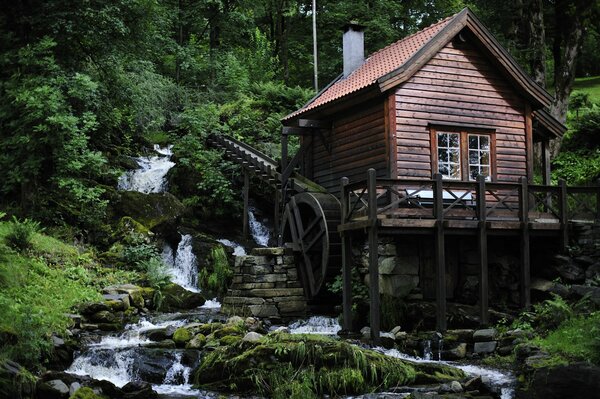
[{"xmin": 222, "ymin": 247, "xmax": 307, "ymax": 321}]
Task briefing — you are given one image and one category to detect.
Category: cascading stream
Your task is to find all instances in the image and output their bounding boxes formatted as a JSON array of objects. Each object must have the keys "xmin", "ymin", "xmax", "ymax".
[
  {"xmin": 118, "ymin": 145, "xmax": 175, "ymax": 194},
  {"xmin": 162, "ymin": 234, "xmax": 199, "ymax": 292},
  {"xmin": 248, "ymin": 208, "xmax": 270, "ymax": 247}
]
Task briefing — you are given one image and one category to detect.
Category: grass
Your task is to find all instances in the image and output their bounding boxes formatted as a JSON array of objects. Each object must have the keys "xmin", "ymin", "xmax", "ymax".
[
  {"xmin": 533, "ymin": 312, "xmax": 600, "ymax": 365},
  {"xmin": 572, "ymin": 76, "xmax": 600, "ymax": 105},
  {"xmin": 0, "ymin": 220, "xmax": 142, "ymax": 369}
]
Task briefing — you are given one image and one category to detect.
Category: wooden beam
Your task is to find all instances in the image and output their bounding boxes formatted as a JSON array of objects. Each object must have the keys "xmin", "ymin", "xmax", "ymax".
[
  {"xmin": 541, "ymin": 140, "xmax": 551, "ymax": 185},
  {"xmin": 242, "ymin": 172, "xmax": 249, "ymax": 238},
  {"xmin": 340, "ymin": 177, "xmax": 353, "ymax": 331},
  {"xmin": 281, "ymin": 134, "xmax": 288, "ymax": 172},
  {"xmin": 368, "ymin": 169, "xmax": 380, "ymax": 344},
  {"xmin": 298, "ymin": 119, "xmax": 331, "ymax": 129},
  {"xmin": 477, "ymin": 175, "xmax": 489, "ymax": 326},
  {"xmin": 433, "ymin": 173, "xmax": 446, "ymax": 332},
  {"xmin": 558, "ymin": 179, "xmax": 569, "ymax": 251},
  {"xmin": 281, "ymin": 138, "xmax": 313, "ymax": 184},
  {"xmin": 519, "ymin": 177, "xmax": 531, "ymax": 309},
  {"xmin": 282, "ymin": 126, "xmax": 316, "ymax": 136}
]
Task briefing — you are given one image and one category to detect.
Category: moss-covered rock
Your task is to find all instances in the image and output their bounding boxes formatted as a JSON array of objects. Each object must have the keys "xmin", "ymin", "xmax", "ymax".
[
  {"xmin": 115, "ymin": 191, "xmax": 185, "ymax": 230},
  {"xmin": 219, "ymin": 335, "xmax": 242, "ymax": 346},
  {"xmin": 192, "ymin": 333, "xmax": 465, "ymax": 398},
  {"xmin": 186, "ymin": 334, "xmax": 207, "ymax": 349},
  {"xmin": 69, "ymin": 386, "xmax": 106, "ymax": 399},
  {"xmin": 159, "ymin": 283, "xmax": 205, "ymax": 311},
  {"xmin": 173, "ymin": 328, "xmax": 193, "ymax": 346}
]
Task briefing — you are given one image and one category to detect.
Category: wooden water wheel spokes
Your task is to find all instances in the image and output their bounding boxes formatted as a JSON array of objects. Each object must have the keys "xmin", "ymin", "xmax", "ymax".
[{"xmin": 281, "ymin": 192, "xmax": 341, "ymax": 299}]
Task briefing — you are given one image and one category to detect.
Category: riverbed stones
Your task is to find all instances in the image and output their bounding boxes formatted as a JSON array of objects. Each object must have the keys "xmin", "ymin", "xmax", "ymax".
[
  {"xmin": 242, "ymin": 331, "xmax": 263, "ymax": 342},
  {"xmin": 186, "ymin": 334, "xmax": 206, "ymax": 349},
  {"xmin": 160, "ymin": 283, "xmax": 205, "ymax": 311},
  {"xmin": 222, "ymin": 248, "xmax": 307, "ymax": 320},
  {"xmin": 173, "ymin": 327, "xmax": 193, "ymax": 346},
  {"xmin": 0, "ymin": 360, "xmax": 36, "ymax": 399},
  {"xmin": 473, "ymin": 328, "xmax": 497, "ymax": 342},
  {"xmin": 473, "ymin": 341, "xmax": 497, "ymax": 354}
]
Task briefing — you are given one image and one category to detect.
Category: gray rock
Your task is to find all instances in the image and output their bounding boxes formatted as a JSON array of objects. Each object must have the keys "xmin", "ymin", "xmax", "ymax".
[
  {"xmin": 79, "ymin": 301, "xmax": 109, "ymax": 315},
  {"xmin": 69, "ymin": 382, "xmax": 81, "ymax": 396},
  {"xmin": 360, "ymin": 326, "xmax": 371, "ymax": 339},
  {"xmin": 585, "ymin": 262, "xmax": 600, "ymax": 280},
  {"xmin": 47, "ymin": 379, "xmax": 69, "ymax": 396},
  {"xmin": 439, "ymin": 380, "xmax": 463, "ymax": 393},
  {"xmin": 186, "ymin": 334, "xmax": 206, "ymax": 349},
  {"xmin": 394, "ymin": 331, "xmax": 408, "ymax": 341},
  {"xmin": 474, "ymin": 341, "xmax": 497, "ymax": 354},
  {"xmin": 271, "ymin": 326, "xmax": 290, "ymax": 334},
  {"xmin": 571, "ymin": 285, "xmax": 600, "ymax": 305},
  {"xmin": 226, "ymin": 316, "xmax": 244, "ymax": 325},
  {"xmin": 390, "ymin": 325, "xmax": 402, "ymax": 335},
  {"xmin": 244, "ymin": 317, "xmax": 261, "ymax": 332},
  {"xmin": 251, "ymin": 247, "xmax": 284, "ymax": 256},
  {"xmin": 51, "ymin": 336, "xmax": 65, "ymax": 347},
  {"xmin": 378, "ymin": 257, "xmax": 397, "ymax": 274},
  {"xmin": 528, "ymin": 362, "xmax": 600, "ymax": 399},
  {"xmin": 242, "ymin": 332, "xmax": 263, "ymax": 342},
  {"xmin": 248, "ymin": 304, "xmax": 279, "ymax": 318},
  {"xmin": 90, "ymin": 310, "xmax": 116, "ymax": 323},
  {"xmin": 443, "ymin": 343, "xmax": 467, "ymax": 360},
  {"xmin": 473, "ymin": 328, "xmax": 497, "ymax": 342},
  {"xmin": 445, "ymin": 329, "xmax": 475, "ymax": 342},
  {"xmin": 379, "ymin": 332, "xmax": 396, "ymax": 349}
]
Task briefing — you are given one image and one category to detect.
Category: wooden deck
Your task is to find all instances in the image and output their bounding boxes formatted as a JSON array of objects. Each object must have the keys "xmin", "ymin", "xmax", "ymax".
[{"xmin": 337, "ymin": 169, "xmax": 600, "ymax": 343}]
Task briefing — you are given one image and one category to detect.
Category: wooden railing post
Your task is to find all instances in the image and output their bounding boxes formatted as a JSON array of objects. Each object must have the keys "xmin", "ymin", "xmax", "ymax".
[
  {"xmin": 596, "ymin": 179, "xmax": 600, "ymax": 222},
  {"xmin": 367, "ymin": 169, "xmax": 380, "ymax": 344},
  {"xmin": 433, "ymin": 173, "xmax": 446, "ymax": 332},
  {"xmin": 340, "ymin": 177, "xmax": 353, "ymax": 332},
  {"xmin": 476, "ymin": 175, "xmax": 489, "ymax": 326},
  {"xmin": 519, "ymin": 177, "xmax": 531, "ymax": 309},
  {"xmin": 559, "ymin": 179, "xmax": 569, "ymax": 251}
]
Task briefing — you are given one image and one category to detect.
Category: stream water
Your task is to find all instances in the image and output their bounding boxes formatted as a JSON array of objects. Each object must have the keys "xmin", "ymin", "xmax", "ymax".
[{"xmin": 75, "ymin": 145, "xmax": 517, "ymax": 398}]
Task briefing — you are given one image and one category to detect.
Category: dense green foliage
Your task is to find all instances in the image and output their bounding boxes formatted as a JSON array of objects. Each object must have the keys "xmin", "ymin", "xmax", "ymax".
[{"xmin": 0, "ymin": 221, "xmax": 139, "ymax": 369}]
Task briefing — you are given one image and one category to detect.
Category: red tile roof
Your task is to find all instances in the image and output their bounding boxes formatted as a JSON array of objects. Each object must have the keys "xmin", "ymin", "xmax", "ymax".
[{"xmin": 284, "ymin": 13, "xmax": 456, "ymax": 120}]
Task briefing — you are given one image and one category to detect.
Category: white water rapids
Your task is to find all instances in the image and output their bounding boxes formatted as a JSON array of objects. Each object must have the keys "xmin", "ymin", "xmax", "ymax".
[{"xmin": 118, "ymin": 145, "xmax": 175, "ymax": 193}]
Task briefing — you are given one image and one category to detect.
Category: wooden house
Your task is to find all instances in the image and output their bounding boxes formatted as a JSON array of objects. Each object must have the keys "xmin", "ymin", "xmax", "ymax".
[{"xmin": 279, "ymin": 8, "xmax": 581, "ymax": 338}]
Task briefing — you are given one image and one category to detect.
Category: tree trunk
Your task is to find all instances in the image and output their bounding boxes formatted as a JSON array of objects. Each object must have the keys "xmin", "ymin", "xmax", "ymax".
[{"xmin": 528, "ymin": 0, "xmax": 546, "ymax": 87}]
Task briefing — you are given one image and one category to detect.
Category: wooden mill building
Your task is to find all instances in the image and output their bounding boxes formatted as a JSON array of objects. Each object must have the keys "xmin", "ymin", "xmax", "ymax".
[{"xmin": 278, "ymin": 8, "xmax": 591, "ymax": 339}]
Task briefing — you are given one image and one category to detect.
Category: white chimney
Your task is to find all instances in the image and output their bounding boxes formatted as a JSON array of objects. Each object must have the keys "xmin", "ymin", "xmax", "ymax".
[{"xmin": 343, "ymin": 22, "xmax": 365, "ymax": 78}]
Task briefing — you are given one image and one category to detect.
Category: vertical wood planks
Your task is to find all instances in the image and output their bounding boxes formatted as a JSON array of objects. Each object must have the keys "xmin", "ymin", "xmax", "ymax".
[{"xmin": 367, "ymin": 169, "xmax": 380, "ymax": 343}]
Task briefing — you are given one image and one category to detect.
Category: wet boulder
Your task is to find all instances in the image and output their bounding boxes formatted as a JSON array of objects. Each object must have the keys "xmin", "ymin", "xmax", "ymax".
[
  {"xmin": 115, "ymin": 191, "xmax": 184, "ymax": 230},
  {"xmin": 159, "ymin": 283, "xmax": 205, "ymax": 311},
  {"xmin": 0, "ymin": 360, "xmax": 36, "ymax": 399},
  {"xmin": 523, "ymin": 362, "xmax": 600, "ymax": 399}
]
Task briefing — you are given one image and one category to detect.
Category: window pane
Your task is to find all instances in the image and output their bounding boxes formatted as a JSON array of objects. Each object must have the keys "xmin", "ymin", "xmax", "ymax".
[
  {"xmin": 438, "ymin": 133, "xmax": 448, "ymax": 147},
  {"xmin": 449, "ymin": 133, "xmax": 460, "ymax": 148},
  {"xmin": 450, "ymin": 164, "xmax": 461, "ymax": 179},
  {"xmin": 480, "ymin": 152, "xmax": 490, "ymax": 165},
  {"xmin": 470, "ymin": 166, "xmax": 479, "ymax": 180},
  {"xmin": 480, "ymin": 167, "xmax": 490, "ymax": 177},
  {"xmin": 469, "ymin": 136, "xmax": 478, "ymax": 149},
  {"xmin": 449, "ymin": 149, "xmax": 460, "ymax": 163},
  {"xmin": 469, "ymin": 150, "xmax": 479, "ymax": 164},
  {"xmin": 439, "ymin": 164, "xmax": 449, "ymax": 175},
  {"xmin": 480, "ymin": 136, "xmax": 490, "ymax": 150},
  {"xmin": 438, "ymin": 149, "xmax": 448, "ymax": 162}
]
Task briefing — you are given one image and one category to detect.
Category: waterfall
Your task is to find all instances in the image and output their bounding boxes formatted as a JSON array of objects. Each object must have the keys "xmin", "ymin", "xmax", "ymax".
[
  {"xmin": 217, "ymin": 239, "xmax": 247, "ymax": 256},
  {"xmin": 162, "ymin": 234, "xmax": 198, "ymax": 292},
  {"xmin": 248, "ymin": 209, "xmax": 270, "ymax": 247},
  {"xmin": 118, "ymin": 144, "xmax": 175, "ymax": 193},
  {"xmin": 288, "ymin": 316, "xmax": 341, "ymax": 335},
  {"xmin": 422, "ymin": 340, "xmax": 432, "ymax": 361}
]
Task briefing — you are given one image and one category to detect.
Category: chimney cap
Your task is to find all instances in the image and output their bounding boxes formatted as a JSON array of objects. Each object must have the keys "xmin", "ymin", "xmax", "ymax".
[{"xmin": 342, "ymin": 21, "xmax": 366, "ymax": 33}]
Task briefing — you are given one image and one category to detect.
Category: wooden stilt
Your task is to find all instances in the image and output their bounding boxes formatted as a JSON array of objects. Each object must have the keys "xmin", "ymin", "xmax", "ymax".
[
  {"xmin": 519, "ymin": 177, "xmax": 531, "ymax": 309},
  {"xmin": 558, "ymin": 179, "xmax": 569, "ymax": 252},
  {"xmin": 541, "ymin": 140, "xmax": 551, "ymax": 186},
  {"xmin": 433, "ymin": 173, "xmax": 446, "ymax": 332},
  {"xmin": 367, "ymin": 169, "xmax": 380, "ymax": 344},
  {"xmin": 243, "ymin": 172, "xmax": 249, "ymax": 238},
  {"xmin": 340, "ymin": 177, "xmax": 353, "ymax": 331},
  {"xmin": 476, "ymin": 175, "xmax": 489, "ymax": 326}
]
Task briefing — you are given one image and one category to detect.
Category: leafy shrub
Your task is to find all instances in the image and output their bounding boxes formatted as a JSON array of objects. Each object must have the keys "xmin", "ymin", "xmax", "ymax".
[
  {"xmin": 121, "ymin": 235, "xmax": 160, "ymax": 270},
  {"xmin": 142, "ymin": 257, "xmax": 172, "ymax": 289},
  {"xmin": 198, "ymin": 245, "xmax": 232, "ymax": 297},
  {"xmin": 4, "ymin": 216, "xmax": 43, "ymax": 252}
]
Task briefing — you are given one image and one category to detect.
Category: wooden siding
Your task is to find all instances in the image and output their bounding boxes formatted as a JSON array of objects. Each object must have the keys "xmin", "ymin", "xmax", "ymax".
[
  {"xmin": 310, "ymin": 101, "xmax": 387, "ymax": 195},
  {"xmin": 395, "ymin": 40, "xmax": 528, "ymax": 182}
]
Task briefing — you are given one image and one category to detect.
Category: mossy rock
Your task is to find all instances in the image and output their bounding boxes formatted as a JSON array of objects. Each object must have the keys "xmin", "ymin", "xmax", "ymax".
[
  {"xmin": 115, "ymin": 191, "xmax": 185, "ymax": 230},
  {"xmin": 186, "ymin": 334, "xmax": 207, "ymax": 350},
  {"xmin": 113, "ymin": 216, "xmax": 151, "ymax": 241},
  {"xmin": 159, "ymin": 283, "xmax": 205, "ymax": 311},
  {"xmin": 193, "ymin": 333, "xmax": 465, "ymax": 397},
  {"xmin": 173, "ymin": 328, "xmax": 193, "ymax": 346},
  {"xmin": 195, "ymin": 323, "xmax": 222, "ymax": 336},
  {"xmin": 69, "ymin": 386, "xmax": 106, "ymax": 399},
  {"xmin": 219, "ymin": 335, "xmax": 242, "ymax": 346},
  {"xmin": 212, "ymin": 325, "xmax": 244, "ymax": 339}
]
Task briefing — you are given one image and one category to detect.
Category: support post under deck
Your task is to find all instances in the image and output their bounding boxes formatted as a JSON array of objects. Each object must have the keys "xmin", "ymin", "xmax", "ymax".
[
  {"xmin": 433, "ymin": 173, "xmax": 446, "ymax": 332},
  {"xmin": 340, "ymin": 177, "xmax": 353, "ymax": 331},
  {"xmin": 476, "ymin": 175, "xmax": 489, "ymax": 326},
  {"xmin": 243, "ymin": 171, "xmax": 249, "ymax": 238},
  {"xmin": 367, "ymin": 169, "xmax": 380, "ymax": 344},
  {"xmin": 519, "ymin": 177, "xmax": 531, "ymax": 309}
]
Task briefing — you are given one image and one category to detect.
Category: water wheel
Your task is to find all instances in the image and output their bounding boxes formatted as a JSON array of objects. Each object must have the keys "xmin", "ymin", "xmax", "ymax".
[{"xmin": 281, "ymin": 192, "xmax": 342, "ymax": 299}]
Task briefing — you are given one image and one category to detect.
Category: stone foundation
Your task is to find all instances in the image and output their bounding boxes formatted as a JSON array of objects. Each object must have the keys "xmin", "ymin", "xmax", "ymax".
[{"xmin": 222, "ymin": 247, "xmax": 307, "ymax": 321}]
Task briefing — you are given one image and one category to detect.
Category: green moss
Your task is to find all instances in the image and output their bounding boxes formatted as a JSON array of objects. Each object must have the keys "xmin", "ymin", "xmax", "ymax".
[
  {"xmin": 69, "ymin": 386, "xmax": 106, "ymax": 399},
  {"xmin": 196, "ymin": 323, "xmax": 223, "ymax": 336},
  {"xmin": 220, "ymin": 335, "xmax": 242, "ymax": 346},
  {"xmin": 173, "ymin": 327, "xmax": 193, "ymax": 345},
  {"xmin": 193, "ymin": 333, "xmax": 465, "ymax": 397},
  {"xmin": 199, "ymin": 245, "xmax": 232, "ymax": 296},
  {"xmin": 186, "ymin": 333, "xmax": 207, "ymax": 349},
  {"xmin": 213, "ymin": 325, "xmax": 244, "ymax": 338}
]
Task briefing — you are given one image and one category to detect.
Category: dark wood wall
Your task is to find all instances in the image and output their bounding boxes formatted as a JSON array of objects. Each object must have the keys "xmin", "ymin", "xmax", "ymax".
[
  {"xmin": 394, "ymin": 40, "xmax": 529, "ymax": 182},
  {"xmin": 310, "ymin": 101, "xmax": 387, "ymax": 195}
]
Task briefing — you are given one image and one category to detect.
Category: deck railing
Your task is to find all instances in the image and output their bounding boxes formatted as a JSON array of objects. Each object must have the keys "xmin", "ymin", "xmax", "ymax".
[{"xmin": 340, "ymin": 169, "xmax": 600, "ymax": 227}]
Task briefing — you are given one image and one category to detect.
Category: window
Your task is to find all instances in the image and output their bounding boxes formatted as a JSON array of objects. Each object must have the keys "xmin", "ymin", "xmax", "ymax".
[{"xmin": 431, "ymin": 127, "xmax": 495, "ymax": 181}]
